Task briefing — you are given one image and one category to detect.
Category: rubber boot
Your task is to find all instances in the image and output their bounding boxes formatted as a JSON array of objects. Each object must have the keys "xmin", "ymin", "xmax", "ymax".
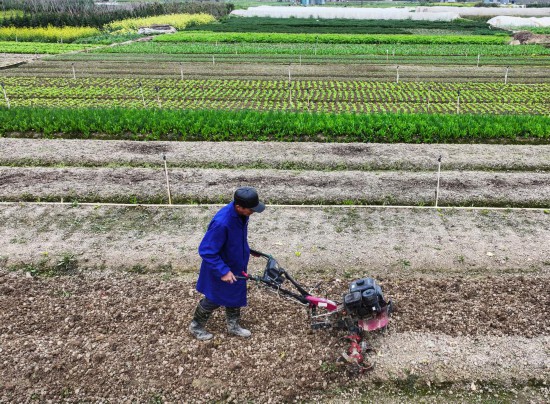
[
  {"xmin": 188, "ymin": 303, "xmax": 214, "ymax": 341},
  {"xmin": 226, "ymin": 307, "xmax": 251, "ymax": 338}
]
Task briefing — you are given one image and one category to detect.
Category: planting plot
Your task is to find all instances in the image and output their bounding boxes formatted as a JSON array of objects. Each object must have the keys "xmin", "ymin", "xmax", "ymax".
[
  {"xmin": 5, "ymin": 60, "xmax": 550, "ymax": 82},
  {"xmin": 1, "ymin": 77, "xmax": 549, "ymax": 115}
]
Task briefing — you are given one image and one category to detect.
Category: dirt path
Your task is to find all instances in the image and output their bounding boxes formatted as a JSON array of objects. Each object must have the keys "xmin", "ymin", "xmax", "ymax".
[{"xmin": 0, "ymin": 271, "xmax": 548, "ymax": 403}]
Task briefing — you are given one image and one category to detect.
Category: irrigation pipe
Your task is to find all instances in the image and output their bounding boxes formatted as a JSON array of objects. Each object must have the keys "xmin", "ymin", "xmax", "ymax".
[{"xmin": 0, "ymin": 201, "xmax": 547, "ymax": 212}]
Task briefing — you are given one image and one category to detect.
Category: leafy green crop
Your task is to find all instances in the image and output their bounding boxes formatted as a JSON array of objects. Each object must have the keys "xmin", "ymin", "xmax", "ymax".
[
  {"xmin": 155, "ymin": 32, "xmax": 509, "ymax": 45},
  {"xmin": 0, "ymin": 107, "xmax": 548, "ymax": 143}
]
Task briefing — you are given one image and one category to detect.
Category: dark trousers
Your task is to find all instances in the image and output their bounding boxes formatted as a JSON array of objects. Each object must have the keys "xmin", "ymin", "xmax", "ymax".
[{"xmin": 199, "ymin": 297, "xmax": 240, "ymax": 319}]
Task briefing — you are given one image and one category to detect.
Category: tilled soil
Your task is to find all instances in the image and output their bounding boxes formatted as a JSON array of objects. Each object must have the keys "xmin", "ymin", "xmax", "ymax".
[
  {"xmin": 1, "ymin": 166, "xmax": 550, "ymax": 207},
  {"xmin": 2, "ymin": 139, "xmax": 550, "ymax": 172},
  {"xmin": 0, "ymin": 271, "xmax": 548, "ymax": 403},
  {"xmin": 5, "ymin": 60, "xmax": 550, "ymax": 83}
]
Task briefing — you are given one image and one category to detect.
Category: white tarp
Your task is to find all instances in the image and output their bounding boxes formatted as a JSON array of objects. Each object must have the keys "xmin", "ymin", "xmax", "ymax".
[
  {"xmin": 487, "ymin": 16, "xmax": 550, "ymax": 28},
  {"xmin": 231, "ymin": 6, "xmax": 460, "ymax": 21}
]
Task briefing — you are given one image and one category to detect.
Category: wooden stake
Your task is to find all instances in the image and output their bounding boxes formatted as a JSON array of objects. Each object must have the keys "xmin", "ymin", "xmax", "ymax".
[
  {"xmin": 71, "ymin": 63, "xmax": 76, "ymax": 79},
  {"xmin": 435, "ymin": 156, "xmax": 442, "ymax": 207},
  {"xmin": 180, "ymin": 63, "xmax": 183, "ymax": 81},
  {"xmin": 396, "ymin": 65, "xmax": 399, "ymax": 84},
  {"xmin": 155, "ymin": 86, "xmax": 161, "ymax": 108},
  {"xmin": 1, "ymin": 82, "xmax": 10, "ymax": 109},
  {"xmin": 163, "ymin": 155, "xmax": 172, "ymax": 205},
  {"xmin": 138, "ymin": 82, "xmax": 145, "ymax": 107},
  {"xmin": 505, "ymin": 66, "xmax": 509, "ymax": 85},
  {"xmin": 477, "ymin": 54, "xmax": 480, "ymax": 68},
  {"xmin": 288, "ymin": 65, "xmax": 291, "ymax": 84}
]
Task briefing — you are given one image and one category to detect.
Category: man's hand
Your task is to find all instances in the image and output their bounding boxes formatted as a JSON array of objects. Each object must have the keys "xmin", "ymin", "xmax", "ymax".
[{"xmin": 221, "ymin": 271, "xmax": 236, "ymax": 284}]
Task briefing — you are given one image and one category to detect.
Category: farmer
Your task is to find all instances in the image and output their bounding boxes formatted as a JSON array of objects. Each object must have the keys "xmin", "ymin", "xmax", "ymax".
[{"xmin": 188, "ymin": 186, "xmax": 265, "ymax": 341}]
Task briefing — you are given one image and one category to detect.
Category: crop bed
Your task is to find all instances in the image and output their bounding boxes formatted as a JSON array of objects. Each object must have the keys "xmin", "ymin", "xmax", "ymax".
[
  {"xmin": 5, "ymin": 59, "xmax": 550, "ymax": 83},
  {"xmin": 1, "ymin": 77, "xmax": 549, "ymax": 115},
  {"xmin": 1, "ymin": 139, "xmax": 549, "ymax": 207}
]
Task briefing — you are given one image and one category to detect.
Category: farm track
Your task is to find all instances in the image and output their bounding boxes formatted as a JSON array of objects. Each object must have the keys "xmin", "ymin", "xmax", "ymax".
[{"xmin": 3, "ymin": 60, "xmax": 550, "ymax": 83}]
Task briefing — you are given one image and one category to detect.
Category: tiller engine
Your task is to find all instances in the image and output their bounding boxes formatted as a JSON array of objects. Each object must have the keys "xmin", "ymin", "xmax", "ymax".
[{"xmin": 240, "ymin": 250, "xmax": 394, "ymax": 374}]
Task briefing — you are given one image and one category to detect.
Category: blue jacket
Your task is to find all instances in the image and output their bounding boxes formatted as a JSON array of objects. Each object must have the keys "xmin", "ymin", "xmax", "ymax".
[{"xmin": 196, "ymin": 202, "xmax": 250, "ymax": 307}]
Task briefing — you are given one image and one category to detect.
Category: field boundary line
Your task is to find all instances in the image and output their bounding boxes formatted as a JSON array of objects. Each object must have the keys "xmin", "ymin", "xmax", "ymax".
[{"xmin": 0, "ymin": 201, "xmax": 548, "ymax": 212}]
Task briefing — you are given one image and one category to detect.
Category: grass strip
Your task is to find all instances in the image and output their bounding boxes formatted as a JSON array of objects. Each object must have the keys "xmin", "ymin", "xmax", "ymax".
[{"xmin": 0, "ymin": 107, "xmax": 548, "ymax": 143}]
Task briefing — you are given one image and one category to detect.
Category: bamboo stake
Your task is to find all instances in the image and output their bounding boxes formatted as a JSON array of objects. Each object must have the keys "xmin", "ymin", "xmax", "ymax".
[
  {"xmin": 477, "ymin": 54, "xmax": 480, "ymax": 68},
  {"xmin": 288, "ymin": 65, "xmax": 291, "ymax": 84},
  {"xmin": 71, "ymin": 63, "xmax": 76, "ymax": 79},
  {"xmin": 505, "ymin": 66, "xmax": 509, "ymax": 85},
  {"xmin": 396, "ymin": 65, "xmax": 399, "ymax": 84},
  {"xmin": 138, "ymin": 82, "xmax": 145, "ymax": 107},
  {"xmin": 435, "ymin": 155, "xmax": 442, "ymax": 207},
  {"xmin": 163, "ymin": 155, "xmax": 172, "ymax": 205},
  {"xmin": 155, "ymin": 86, "xmax": 161, "ymax": 108},
  {"xmin": 1, "ymin": 82, "xmax": 10, "ymax": 109},
  {"xmin": 180, "ymin": 63, "xmax": 183, "ymax": 81}
]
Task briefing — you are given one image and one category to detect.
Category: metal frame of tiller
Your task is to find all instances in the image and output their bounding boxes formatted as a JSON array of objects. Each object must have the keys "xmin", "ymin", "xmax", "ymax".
[{"xmin": 239, "ymin": 250, "xmax": 393, "ymax": 373}]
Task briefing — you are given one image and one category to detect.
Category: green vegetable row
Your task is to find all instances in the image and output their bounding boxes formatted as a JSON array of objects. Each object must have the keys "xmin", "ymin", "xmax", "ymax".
[
  {"xmin": 0, "ymin": 40, "xmax": 97, "ymax": 54},
  {"xmin": 1, "ymin": 107, "xmax": 548, "ymax": 143},
  {"xmin": 93, "ymin": 41, "xmax": 550, "ymax": 57},
  {"xmin": 155, "ymin": 31, "xmax": 510, "ymax": 45}
]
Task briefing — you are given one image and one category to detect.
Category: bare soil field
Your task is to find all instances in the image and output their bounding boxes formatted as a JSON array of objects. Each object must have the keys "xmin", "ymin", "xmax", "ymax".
[
  {"xmin": 3, "ymin": 60, "xmax": 550, "ymax": 83},
  {"xmin": 1, "ymin": 139, "xmax": 549, "ymax": 207},
  {"xmin": 2, "ymin": 139, "xmax": 550, "ymax": 172},
  {"xmin": 0, "ymin": 53, "xmax": 37, "ymax": 69},
  {"xmin": 1, "ymin": 139, "xmax": 549, "ymax": 402},
  {"xmin": 0, "ymin": 270, "xmax": 548, "ymax": 403},
  {"xmin": 1, "ymin": 166, "xmax": 549, "ymax": 207}
]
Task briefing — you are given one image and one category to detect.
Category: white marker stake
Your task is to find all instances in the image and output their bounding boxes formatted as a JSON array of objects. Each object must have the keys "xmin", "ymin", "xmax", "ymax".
[
  {"xmin": 212, "ymin": 55, "xmax": 215, "ymax": 65},
  {"xmin": 180, "ymin": 63, "xmax": 183, "ymax": 81},
  {"xmin": 72, "ymin": 63, "xmax": 76, "ymax": 79},
  {"xmin": 477, "ymin": 54, "xmax": 480, "ymax": 68},
  {"xmin": 435, "ymin": 156, "xmax": 442, "ymax": 207},
  {"xmin": 155, "ymin": 86, "xmax": 161, "ymax": 108},
  {"xmin": 505, "ymin": 66, "xmax": 509, "ymax": 85},
  {"xmin": 396, "ymin": 66, "xmax": 399, "ymax": 84},
  {"xmin": 456, "ymin": 90, "xmax": 461, "ymax": 114},
  {"xmin": 288, "ymin": 65, "xmax": 291, "ymax": 84},
  {"xmin": 163, "ymin": 155, "xmax": 172, "ymax": 205},
  {"xmin": 138, "ymin": 83, "xmax": 145, "ymax": 107},
  {"xmin": 1, "ymin": 83, "xmax": 10, "ymax": 109}
]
